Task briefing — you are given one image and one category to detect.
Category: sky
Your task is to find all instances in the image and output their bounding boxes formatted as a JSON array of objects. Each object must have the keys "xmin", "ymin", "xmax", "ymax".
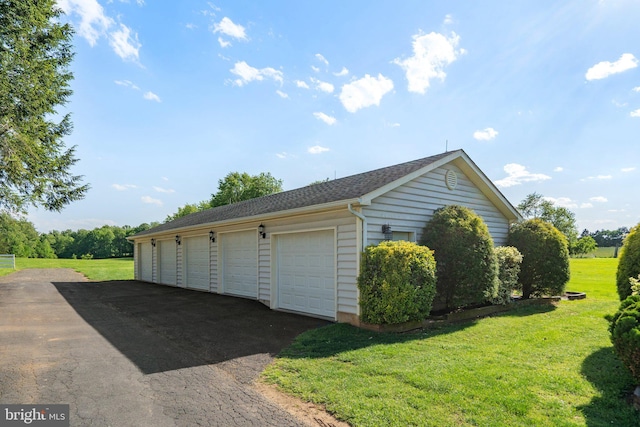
[{"xmin": 28, "ymin": 0, "xmax": 640, "ymax": 234}]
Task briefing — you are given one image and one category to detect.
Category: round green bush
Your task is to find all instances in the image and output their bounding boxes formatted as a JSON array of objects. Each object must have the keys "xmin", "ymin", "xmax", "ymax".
[
  {"xmin": 608, "ymin": 295, "xmax": 640, "ymax": 384},
  {"xmin": 507, "ymin": 219, "xmax": 570, "ymax": 298},
  {"xmin": 491, "ymin": 246, "xmax": 523, "ymax": 305},
  {"xmin": 617, "ymin": 223, "xmax": 640, "ymax": 300},
  {"xmin": 419, "ymin": 205, "xmax": 499, "ymax": 311},
  {"xmin": 357, "ymin": 241, "xmax": 437, "ymax": 325}
]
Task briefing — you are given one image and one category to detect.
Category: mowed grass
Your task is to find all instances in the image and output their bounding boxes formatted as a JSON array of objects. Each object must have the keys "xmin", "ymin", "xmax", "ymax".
[
  {"xmin": 0, "ymin": 257, "xmax": 134, "ymax": 281},
  {"xmin": 262, "ymin": 258, "xmax": 639, "ymax": 426}
]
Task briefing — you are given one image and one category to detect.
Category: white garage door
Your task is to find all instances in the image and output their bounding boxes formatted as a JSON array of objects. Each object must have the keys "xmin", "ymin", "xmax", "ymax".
[
  {"xmin": 184, "ymin": 236, "xmax": 210, "ymax": 291},
  {"xmin": 139, "ymin": 243, "xmax": 152, "ymax": 282},
  {"xmin": 277, "ymin": 230, "xmax": 336, "ymax": 318},
  {"xmin": 221, "ymin": 230, "xmax": 257, "ymax": 298},
  {"xmin": 158, "ymin": 239, "xmax": 177, "ymax": 285}
]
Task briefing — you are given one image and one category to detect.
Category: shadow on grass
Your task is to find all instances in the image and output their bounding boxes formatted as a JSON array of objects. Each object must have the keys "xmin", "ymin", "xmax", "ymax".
[
  {"xmin": 276, "ymin": 320, "xmax": 478, "ymax": 359},
  {"xmin": 493, "ymin": 300, "xmax": 557, "ymax": 317},
  {"xmin": 52, "ymin": 279, "xmax": 329, "ymax": 376},
  {"xmin": 577, "ymin": 346, "xmax": 638, "ymax": 426}
]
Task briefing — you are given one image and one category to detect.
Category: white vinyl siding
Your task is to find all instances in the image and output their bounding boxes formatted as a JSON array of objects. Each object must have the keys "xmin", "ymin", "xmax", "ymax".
[
  {"xmin": 139, "ymin": 243, "xmax": 153, "ymax": 282},
  {"xmin": 364, "ymin": 165, "xmax": 510, "ymax": 246},
  {"xmin": 158, "ymin": 239, "xmax": 177, "ymax": 286},
  {"xmin": 221, "ymin": 230, "xmax": 258, "ymax": 298},
  {"xmin": 276, "ymin": 230, "xmax": 336, "ymax": 319},
  {"xmin": 184, "ymin": 236, "xmax": 210, "ymax": 291}
]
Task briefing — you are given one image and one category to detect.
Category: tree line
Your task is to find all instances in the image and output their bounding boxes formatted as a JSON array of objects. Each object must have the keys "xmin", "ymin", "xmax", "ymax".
[{"xmin": 0, "ymin": 213, "xmax": 157, "ymax": 259}]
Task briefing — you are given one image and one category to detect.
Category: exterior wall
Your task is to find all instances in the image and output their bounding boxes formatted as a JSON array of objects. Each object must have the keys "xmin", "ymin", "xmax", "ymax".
[
  {"xmin": 363, "ymin": 164, "xmax": 511, "ymax": 246},
  {"xmin": 210, "ymin": 238, "xmax": 218, "ymax": 292}
]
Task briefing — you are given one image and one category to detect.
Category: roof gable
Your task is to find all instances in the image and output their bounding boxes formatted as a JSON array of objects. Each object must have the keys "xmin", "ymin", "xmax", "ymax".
[{"xmin": 132, "ymin": 149, "xmax": 519, "ymax": 238}]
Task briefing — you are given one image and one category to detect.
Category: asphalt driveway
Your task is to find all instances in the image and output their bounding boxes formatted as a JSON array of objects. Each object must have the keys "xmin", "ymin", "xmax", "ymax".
[{"xmin": 0, "ymin": 269, "xmax": 330, "ymax": 426}]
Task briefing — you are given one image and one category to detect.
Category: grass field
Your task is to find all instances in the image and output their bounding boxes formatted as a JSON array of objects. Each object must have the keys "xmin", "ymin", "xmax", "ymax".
[
  {"xmin": 0, "ymin": 257, "xmax": 134, "ymax": 281},
  {"xmin": 262, "ymin": 258, "xmax": 638, "ymax": 426}
]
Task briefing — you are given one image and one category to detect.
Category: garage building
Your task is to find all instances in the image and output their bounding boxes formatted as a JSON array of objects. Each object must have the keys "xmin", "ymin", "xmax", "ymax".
[{"xmin": 128, "ymin": 149, "xmax": 521, "ymax": 325}]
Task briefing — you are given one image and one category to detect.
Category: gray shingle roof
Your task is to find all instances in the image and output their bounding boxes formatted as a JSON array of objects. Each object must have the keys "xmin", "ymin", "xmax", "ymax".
[{"xmin": 132, "ymin": 150, "xmax": 457, "ymax": 238}]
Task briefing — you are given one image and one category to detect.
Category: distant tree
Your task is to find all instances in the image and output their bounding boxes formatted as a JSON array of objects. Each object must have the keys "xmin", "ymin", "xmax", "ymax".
[
  {"xmin": 572, "ymin": 235, "xmax": 597, "ymax": 257},
  {"xmin": 590, "ymin": 228, "xmax": 630, "ymax": 247},
  {"xmin": 309, "ymin": 178, "xmax": 330, "ymax": 186},
  {"xmin": 517, "ymin": 193, "xmax": 578, "ymax": 249},
  {"xmin": 165, "ymin": 201, "xmax": 210, "ymax": 222},
  {"xmin": 0, "ymin": 0, "xmax": 88, "ymax": 213},
  {"xmin": 0, "ymin": 213, "xmax": 53, "ymax": 257},
  {"xmin": 210, "ymin": 172, "xmax": 283, "ymax": 207}
]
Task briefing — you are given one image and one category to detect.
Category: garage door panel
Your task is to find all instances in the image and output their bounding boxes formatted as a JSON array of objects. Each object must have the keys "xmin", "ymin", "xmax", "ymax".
[
  {"xmin": 158, "ymin": 240, "xmax": 176, "ymax": 285},
  {"xmin": 277, "ymin": 230, "xmax": 335, "ymax": 318},
  {"xmin": 222, "ymin": 230, "xmax": 258, "ymax": 298},
  {"xmin": 139, "ymin": 243, "xmax": 152, "ymax": 282},
  {"xmin": 185, "ymin": 236, "xmax": 209, "ymax": 291}
]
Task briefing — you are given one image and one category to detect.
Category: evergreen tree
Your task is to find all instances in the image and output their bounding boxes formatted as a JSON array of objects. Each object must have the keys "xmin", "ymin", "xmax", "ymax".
[{"xmin": 0, "ymin": 0, "xmax": 88, "ymax": 213}]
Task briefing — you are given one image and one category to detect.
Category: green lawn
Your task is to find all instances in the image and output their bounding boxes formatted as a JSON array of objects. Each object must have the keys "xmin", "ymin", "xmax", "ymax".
[
  {"xmin": 262, "ymin": 258, "xmax": 638, "ymax": 426},
  {"xmin": 0, "ymin": 257, "xmax": 134, "ymax": 281}
]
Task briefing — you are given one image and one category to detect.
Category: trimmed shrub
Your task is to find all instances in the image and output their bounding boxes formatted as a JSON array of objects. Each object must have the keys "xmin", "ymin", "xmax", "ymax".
[
  {"xmin": 358, "ymin": 241, "xmax": 437, "ymax": 325},
  {"xmin": 608, "ymin": 295, "xmax": 640, "ymax": 384},
  {"xmin": 507, "ymin": 219, "xmax": 570, "ymax": 298},
  {"xmin": 419, "ymin": 205, "xmax": 499, "ymax": 311},
  {"xmin": 617, "ymin": 224, "xmax": 640, "ymax": 300},
  {"xmin": 491, "ymin": 246, "xmax": 523, "ymax": 305}
]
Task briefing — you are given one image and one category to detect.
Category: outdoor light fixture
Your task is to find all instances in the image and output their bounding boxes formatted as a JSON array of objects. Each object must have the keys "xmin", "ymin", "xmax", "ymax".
[
  {"xmin": 258, "ymin": 224, "xmax": 266, "ymax": 239},
  {"xmin": 382, "ymin": 224, "xmax": 393, "ymax": 241},
  {"xmin": 151, "ymin": 238, "xmax": 156, "ymax": 247},
  {"xmin": 209, "ymin": 230, "xmax": 215, "ymax": 242},
  {"xmin": 175, "ymin": 235, "xmax": 181, "ymax": 245}
]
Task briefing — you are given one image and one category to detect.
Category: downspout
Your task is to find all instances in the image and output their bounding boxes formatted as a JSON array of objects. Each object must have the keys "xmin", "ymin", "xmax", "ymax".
[{"xmin": 348, "ymin": 203, "xmax": 367, "ymax": 250}]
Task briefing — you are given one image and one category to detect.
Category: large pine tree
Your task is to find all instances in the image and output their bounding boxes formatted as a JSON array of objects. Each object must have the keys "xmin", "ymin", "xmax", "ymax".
[{"xmin": 0, "ymin": 0, "xmax": 88, "ymax": 213}]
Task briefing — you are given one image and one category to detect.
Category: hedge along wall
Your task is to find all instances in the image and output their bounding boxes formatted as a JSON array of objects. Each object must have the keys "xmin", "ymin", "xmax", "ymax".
[{"xmin": 358, "ymin": 241, "xmax": 437, "ymax": 325}]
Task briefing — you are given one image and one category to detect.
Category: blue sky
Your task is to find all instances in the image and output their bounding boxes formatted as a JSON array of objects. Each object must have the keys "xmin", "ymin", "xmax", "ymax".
[{"xmin": 30, "ymin": 0, "xmax": 640, "ymax": 233}]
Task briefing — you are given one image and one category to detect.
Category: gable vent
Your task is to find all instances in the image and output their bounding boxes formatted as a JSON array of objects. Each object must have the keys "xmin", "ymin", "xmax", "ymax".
[{"xmin": 445, "ymin": 169, "xmax": 457, "ymax": 190}]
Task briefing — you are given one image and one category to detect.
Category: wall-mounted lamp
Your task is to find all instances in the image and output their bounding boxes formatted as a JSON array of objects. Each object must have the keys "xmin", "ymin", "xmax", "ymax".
[
  {"xmin": 382, "ymin": 224, "xmax": 393, "ymax": 241},
  {"xmin": 258, "ymin": 224, "xmax": 266, "ymax": 239},
  {"xmin": 209, "ymin": 230, "xmax": 216, "ymax": 243},
  {"xmin": 175, "ymin": 235, "xmax": 181, "ymax": 245},
  {"xmin": 151, "ymin": 238, "xmax": 156, "ymax": 247}
]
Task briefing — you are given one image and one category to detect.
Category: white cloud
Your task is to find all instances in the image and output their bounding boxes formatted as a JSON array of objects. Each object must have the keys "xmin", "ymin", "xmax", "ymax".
[
  {"xmin": 143, "ymin": 91, "xmax": 161, "ymax": 102},
  {"xmin": 213, "ymin": 17, "xmax": 247, "ymax": 40},
  {"xmin": 494, "ymin": 164, "xmax": 551, "ymax": 188},
  {"xmin": 554, "ymin": 167, "xmax": 564, "ymax": 172},
  {"xmin": 634, "ymin": 87, "xmax": 640, "ymax": 93},
  {"xmin": 112, "ymin": 184, "xmax": 137, "ymax": 191},
  {"xmin": 295, "ymin": 80, "xmax": 310, "ymax": 89},
  {"xmin": 311, "ymin": 65, "xmax": 320, "ymax": 73},
  {"xmin": 218, "ymin": 37, "xmax": 231, "ymax": 48},
  {"xmin": 153, "ymin": 186, "xmax": 174, "ymax": 194},
  {"xmin": 185, "ymin": 23, "xmax": 197, "ymax": 30},
  {"xmin": 109, "ymin": 23, "xmax": 141, "ymax": 62},
  {"xmin": 141, "ymin": 196, "xmax": 162, "ymax": 206},
  {"xmin": 393, "ymin": 31, "xmax": 464, "ymax": 94},
  {"xmin": 333, "ymin": 67, "xmax": 349, "ymax": 77},
  {"xmin": 308, "ymin": 145, "xmax": 330, "ymax": 154},
  {"xmin": 339, "ymin": 74, "xmax": 394, "ymax": 113},
  {"xmin": 631, "ymin": 109, "xmax": 640, "ymax": 117},
  {"xmin": 276, "ymin": 90, "xmax": 289, "ymax": 99},
  {"xmin": 582, "ymin": 175, "xmax": 613, "ymax": 181},
  {"xmin": 473, "ymin": 127, "xmax": 498, "ymax": 141},
  {"xmin": 313, "ymin": 112, "xmax": 337, "ymax": 125},
  {"xmin": 590, "ymin": 196, "xmax": 608, "ymax": 203},
  {"xmin": 580, "ymin": 203, "xmax": 594, "ymax": 209},
  {"xmin": 384, "ymin": 121, "xmax": 401, "ymax": 128},
  {"xmin": 230, "ymin": 61, "xmax": 283, "ymax": 86},
  {"xmin": 57, "ymin": 0, "xmax": 112, "ymax": 47},
  {"xmin": 622, "ymin": 167, "xmax": 636, "ymax": 172},
  {"xmin": 114, "ymin": 80, "xmax": 139, "ymax": 90},
  {"xmin": 544, "ymin": 196, "xmax": 577, "ymax": 209},
  {"xmin": 585, "ymin": 53, "xmax": 638, "ymax": 81},
  {"xmin": 443, "ymin": 14, "xmax": 454, "ymax": 25},
  {"xmin": 311, "ymin": 78, "xmax": 334, "ymax": 93},
  {"xmin": 315, "ymin": 53, "xmax": 329, "ymax": 65},
  {"xmin": 276, "ymin": 152, "xmax": 290, "ymax": 159}
]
